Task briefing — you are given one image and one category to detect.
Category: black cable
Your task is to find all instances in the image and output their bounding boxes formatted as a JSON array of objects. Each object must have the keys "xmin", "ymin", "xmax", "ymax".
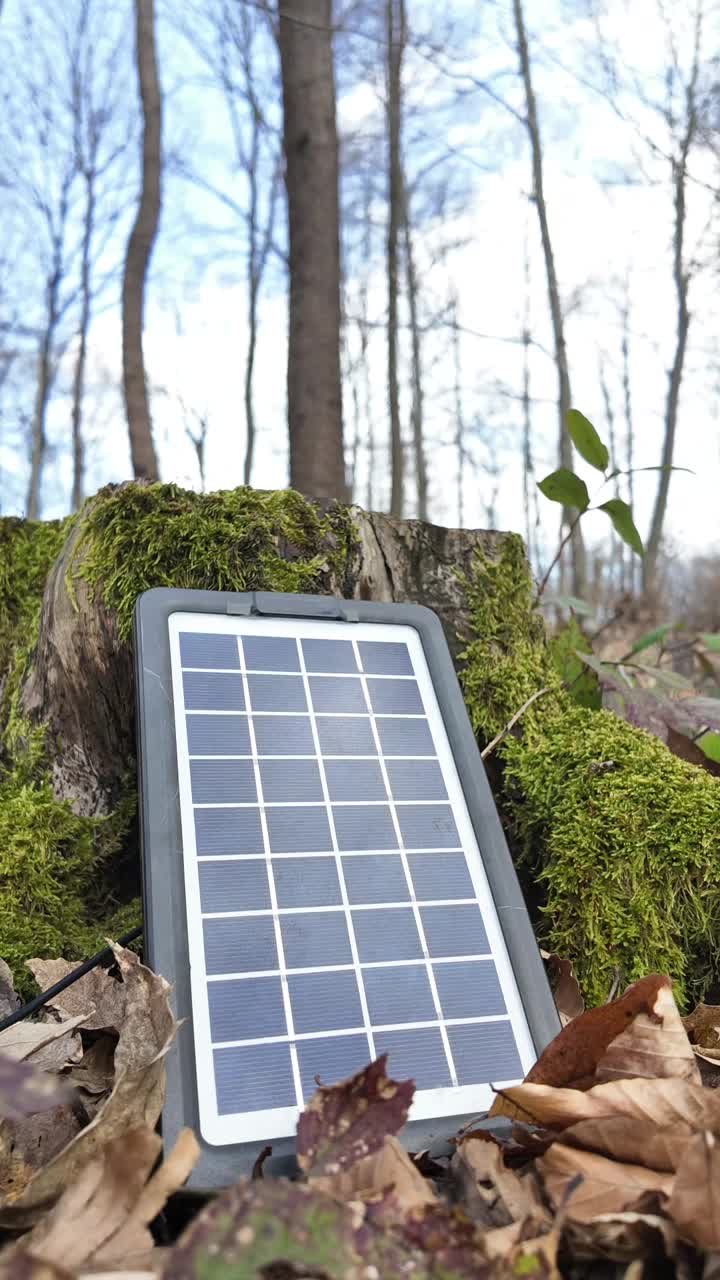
[{"xmin": 0, "ymin": 925, "xmax": 143, "ymax": 1035}]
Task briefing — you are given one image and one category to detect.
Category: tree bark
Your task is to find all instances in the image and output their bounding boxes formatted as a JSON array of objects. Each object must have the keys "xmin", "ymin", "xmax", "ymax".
[
  {"xmin": 403, "ymin": 187, "xmax": 427, "ymax": 521},
  {"xmin": 70, "ymin": 172, "xmax": 95, "ymax": 512},
  {"xmin": 644, "ymin": 120, "xmax": 695, "ymax": 595},
  {"xmin": 386, "ymin": 0, "xmax": 405, "ymax": 518},
  {"xmin": 512, "ymin": 0, "xmax": 586, "ymax": 597},
  {"xmin": 15, "ymin": 494, "xmax": 511, "ymax": 822},
  {"xmin": 277, "ymin": 0, "xmax": 346, "ymax": 502},
  {"xmin": 122, "ymin": 0, "xmax": 162, "ymax": 483}
]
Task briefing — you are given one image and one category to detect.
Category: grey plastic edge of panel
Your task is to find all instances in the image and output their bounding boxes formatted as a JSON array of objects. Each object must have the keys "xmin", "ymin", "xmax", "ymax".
[{"xmin": 133, "ymin": 586, "xmax": 560, "ymax": 1191}]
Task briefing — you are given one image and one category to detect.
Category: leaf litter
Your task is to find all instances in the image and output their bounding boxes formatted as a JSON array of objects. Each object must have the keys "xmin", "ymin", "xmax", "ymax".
[{"xmin": 0, "ymin": 949, "xmax": 719, "ymax": 1276}]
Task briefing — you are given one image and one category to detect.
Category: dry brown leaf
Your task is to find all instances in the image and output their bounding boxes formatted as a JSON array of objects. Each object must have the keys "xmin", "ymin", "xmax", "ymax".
[
  {"xmin": 490, "ymin": 976, "xmax": 675, "ymax": 1121},
  {"xmin": 479, "ymin": 1220, "xmax": 524, "ymax": 1260},
  {"xmin": 0, "ymin": 946, "xmax": 177, "ymax": 1226},
  {"xmin": 542, "ymin": 951, "xmax": 585, "ymax": 1026},
  {"xmin": 667, "ymin": 1130, "xmax": 720, "ymax": 1251},
  {"xmin": 18, "ymin": 1129, "xmax": 162, "ymax": 1271},
  {"xmin": 26, "ymin": 959, "xmax": 127, "ymax": 1034},
  {"xmin": 0, "ymin": 1251, "xmax": 71, "ymax": 1279},
  {"xmin": 67, "ymin": 1037, "xmax": 117, "ymax": 1098},
  {"xmin": 595, "ymin": 982, "xmax": 700, "ymax": 1084},
  {"xmin": 451, "ymin": 1134, "xmax": 547, "ymax": 1229},
  {"xmin": 311, "ymin": 1133, "xmax": 436, "ymax": 1217},
  {"xmin": 90, "ymin": 1130, "xmax": 199, "ymax": 1266},
  {"xmin": 561, "ymin": 1116, "xmax": 687, "ymax": 1174},
  {"xmin": 537, "ymin": 1143, "xmax": 673, "ymax": 1222},
  {"xmin": 0, "ymin": 962, "xmax": 19, "ymax": 1022},
  {"xmin": 0, "ymin": 1017, "xmax": 86, "ymax": 1070},
  {"xmin": 497, "ymin": 1076, "xmax": 720, "ymax": 1163},
  {"xmin": 684, "ymin": 1004, "xmax": 720, "ymax": 1065},
  {"xmin": 562, "ymin": 1211, "xmax": 677, "ymax": 1264}
]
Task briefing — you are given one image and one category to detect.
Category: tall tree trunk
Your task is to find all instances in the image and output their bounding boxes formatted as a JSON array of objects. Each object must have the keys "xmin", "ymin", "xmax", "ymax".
[
  {"xmin": 512, "ymin": 0, "xmax": 586, "ymax": 596},
  {"xmin": 620, "ymin": 290, "xmax": 635, "ymax": 595},
  {"xmin": 122, "ymin": 0, "xmax": 162, "ymax": 482},
  {"xmin": 26, "ymin": 326, "xmax": 54, "ymax": 522},
  {"xmin": 386, "ymin": 0, "xmax": 405, "ymax": 518},
  {"xmin": 644, "ymin": 140, "xmax": 694, "ymax": 595},
  {"xmin": 277, "ymin": 0, "xmax": 346, "ymax": 501},
  {"xmin": 402, "ymin": 186, "xmax": 427, "ymax": 521},
  {"xmin": 70, "ymin": 173, "xmax": 95, "ymax": 512}
]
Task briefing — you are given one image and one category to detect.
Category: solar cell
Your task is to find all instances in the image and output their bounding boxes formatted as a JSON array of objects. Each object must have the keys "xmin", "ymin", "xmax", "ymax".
[{"xmin": 160, "ymin": 607, "xmax": 544, "ymax": 1153}]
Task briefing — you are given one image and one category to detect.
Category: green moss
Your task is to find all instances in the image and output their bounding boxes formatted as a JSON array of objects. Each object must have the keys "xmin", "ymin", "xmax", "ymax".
[
  {"xmin": 0, "ymin": 483, "xmax": 360, "ymax": 991},
  {"xmin": 71, "ymin": 482, "xmax": 360, "ymax": 640},
  {"xmin": 0, "ymin": 517, "xmax": 68, "ymax": 675},
  {"xmin": 460, "ymin": 539, "xmax": 720, "ymax": 1008},
  {"xmin": 548, "ymin": 616, "xmax": 601, "ymax": 710}
]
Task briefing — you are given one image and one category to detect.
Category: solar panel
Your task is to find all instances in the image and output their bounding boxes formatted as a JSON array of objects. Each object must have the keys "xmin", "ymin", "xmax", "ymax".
[{"xmin": 135, "ymin": 589, "xmax": 558, "ymax": 1186}]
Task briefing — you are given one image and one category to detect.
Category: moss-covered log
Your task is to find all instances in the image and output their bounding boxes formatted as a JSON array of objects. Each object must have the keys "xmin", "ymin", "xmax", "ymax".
[
  {"xmin": 0, "ymin": 482, "xmax": 509, "ymax": 989},
  {"xmin": 1, "ymin": 481, "xmax": 719, "ymax": 1007}
]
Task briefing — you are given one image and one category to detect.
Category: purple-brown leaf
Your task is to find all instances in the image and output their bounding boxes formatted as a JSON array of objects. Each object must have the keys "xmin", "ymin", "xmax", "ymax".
[{"xmin": 296, "ymin": 1055, "xmax": 414, "ymax": 1176}]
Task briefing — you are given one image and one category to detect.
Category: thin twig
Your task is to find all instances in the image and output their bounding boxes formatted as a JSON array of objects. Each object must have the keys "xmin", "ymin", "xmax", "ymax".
[
  {"xmin": 533, "ymin": 512, "xmax": 583, "ymax": 606},
  {"xmin": 481, "ymin": 688, "xmax": 550, "ymax": 760}
]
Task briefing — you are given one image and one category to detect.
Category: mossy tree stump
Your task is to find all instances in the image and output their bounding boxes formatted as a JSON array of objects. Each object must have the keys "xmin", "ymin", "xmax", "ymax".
[
  {"xmin": 0, "ymin": 483, "xmax": 511, "ymax": 988},
  {"xmin": 1, "ymin": 481, "xmax": 719, "ymax": 1006}
]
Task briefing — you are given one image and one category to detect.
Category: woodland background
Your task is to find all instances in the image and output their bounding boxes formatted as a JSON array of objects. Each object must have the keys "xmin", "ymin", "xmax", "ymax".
[{"xmin": 1, "ymin": 0, "xmax": 720, "ymax": 609}]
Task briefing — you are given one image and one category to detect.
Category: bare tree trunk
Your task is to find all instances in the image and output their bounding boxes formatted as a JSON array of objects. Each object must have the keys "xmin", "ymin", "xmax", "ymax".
[
  {"xmin": 122, "ymin": 0, "xmax": 161, "ymax": 482},
  {"xmin": 387, "ymin": 0, "xmax": 405, "ymax": 518},
  {"xmin": 450, "ymin": 293, "xmax": 464, "ymax": 528},
  {"xmin": 277, "ymin": 0, "xmax": 346, "ymax": 501},
  {"xmin": 620, "ymin": 287, "xmax": 635, "ymax": 595},
  {"xmin": 644, "ymin": 86, "xmax": 697, "ymax": 593},
  {"xmin": 70, "ymin": 174, "xmax": 95, "ymax": 512},
  {"xmin": 402, "ymin": 186, "xmax": 427, "ymax": 520},
  {"xmin": 512, "ymin": 0, "xmax": 586, "ymax": 596},
  {"xmin": 26, "ymin": 326, "xmax": 54, "ymax": 521}
]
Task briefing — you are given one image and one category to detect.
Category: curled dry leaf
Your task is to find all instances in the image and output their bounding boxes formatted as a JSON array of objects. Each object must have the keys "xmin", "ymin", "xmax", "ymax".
[
  {"xmin": 451, "ymin": 1133, "xmax": 547, "ymax": 1230},
  {"xmin": 491, "ymin": 976, "xmax": 676, "ymax": 1122},
  {"xmin": 26, "ymin": 959, "xmax": 126, "ymax": 1034},
  {"xmin": 683, "ymin": 1003, "xmax": 720, "ymax": 1062},
  {"xmin": 667, "ymin": 1130, "xmax": 720, "ymax": 1252},
  {"xmin": 497, "ymin": 1075, "xmax": 720, "ymax": 1165},
  {"xmin": 542, "ymin": 951, "xmax": 585, "ymax": 1026},
  {"xmin": 0, "ymin": 961, "xmax": 19, "ymax": 1022},
  {"xmin": 0, "ymin": 1251, "xmax": 71, "ymax": 1279},
  {"xmin": 537, "ymin": 1143, "xmax": 673, "ymax": 1223},
  {"xmin": 312, "ymin": 1134, "xmax": 437, "ymax": 1217},
  {"xmin": 562, "ymin": 1211, "xmax": 677, "ymax": 1264},
  {"xmin": 0, "ymin": 1016, "xmax": 86, "ymax": 1071},
  {"xmin": 595, "ymin": 981, "xmax": 700, "ymax": 1084},
  {"xmin": 296, "ymin": 1055, "xmax": 414, "ymax": 1177},
  {"xmin": 0, "ymin": 946, "xmax": 177, "ymax": 1227},
  {"xmin": 13, "ymin": 1127, "xmax": 197, "ymax": 1274}
]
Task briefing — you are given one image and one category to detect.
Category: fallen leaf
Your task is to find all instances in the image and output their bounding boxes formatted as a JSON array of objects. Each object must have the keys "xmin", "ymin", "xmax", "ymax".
[
  {"xmin": 542, "ymin": 952, "xmax": 585, "ymax": 1026},
  {"xmin": 16, "ymin": 1129, "xmax": 162, "ymax": 1272},
  {"xmin": 496, "ymin": 1075, "xmax": 720, "ymax": 1167},
  {"xmin": 313, "ymin": 1134, "xmax": 437, "ymax": 1217},
  {"xmin": 562, "ymin": 1211, "xmax": 677, "ymax": 1263},
  {"xmin": 0, "ymin": 946, "xmax": 177, "ymax": 1226},
  {"xmin": 595, "ymin": 981, "xmax": 699, "ymax": 1084},
  {"xmin": 0, "ymin": 1054, "xmax": 74, "ymax": 1121},
  {"xmin": 451, "ymin": 1133, "xmax": 546, "ymax": 1229},
  {"xmin": 538, "ymin": 1144, "xmax": 673, "ymax": 1222},
  {"xmin": 0, "ymin": 1016, "xmax": 86, "ymax": 1070},
  {"xmin": 89, "ymin": 1130, "xmax": 199, "ymax": 1267},
  {"xmin": 684, "ymin": 1004, "xmax": 720, "ymax": 1060},
  {"xmin": 26, "ymin": 959, "xmax": 126, "ymax": 1034},
  {"xmin": 0, "ymin": 1251, "xmax": 71, "ymax": 1279},
  {"xmin": 0, "ymin": 962, "xmax": 19, "ymax": 1022},
  {"xmin": 0, "ymin": 1107, "xmax": 85, "ymax": 1202},
  {"xmin": 491, "ymin": 976, "xmax": 675, "ymax": 1119},
  {"xmin": 667, "ymin": 1130, "xmax": 720, "ymax": 1251},
  {"xmin": 296, "ymin": 1055, "xmax": 414, "ymax": 1177},
  {"xmin": 67, "ymin": 1036, "xmax": 117, "ymax": 1097}
]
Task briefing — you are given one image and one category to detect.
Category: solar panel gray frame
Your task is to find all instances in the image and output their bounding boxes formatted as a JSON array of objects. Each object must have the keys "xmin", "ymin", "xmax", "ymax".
[{"xmin": 134, "ymin": 587, "xmax": 559, "ymax": 1190}]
